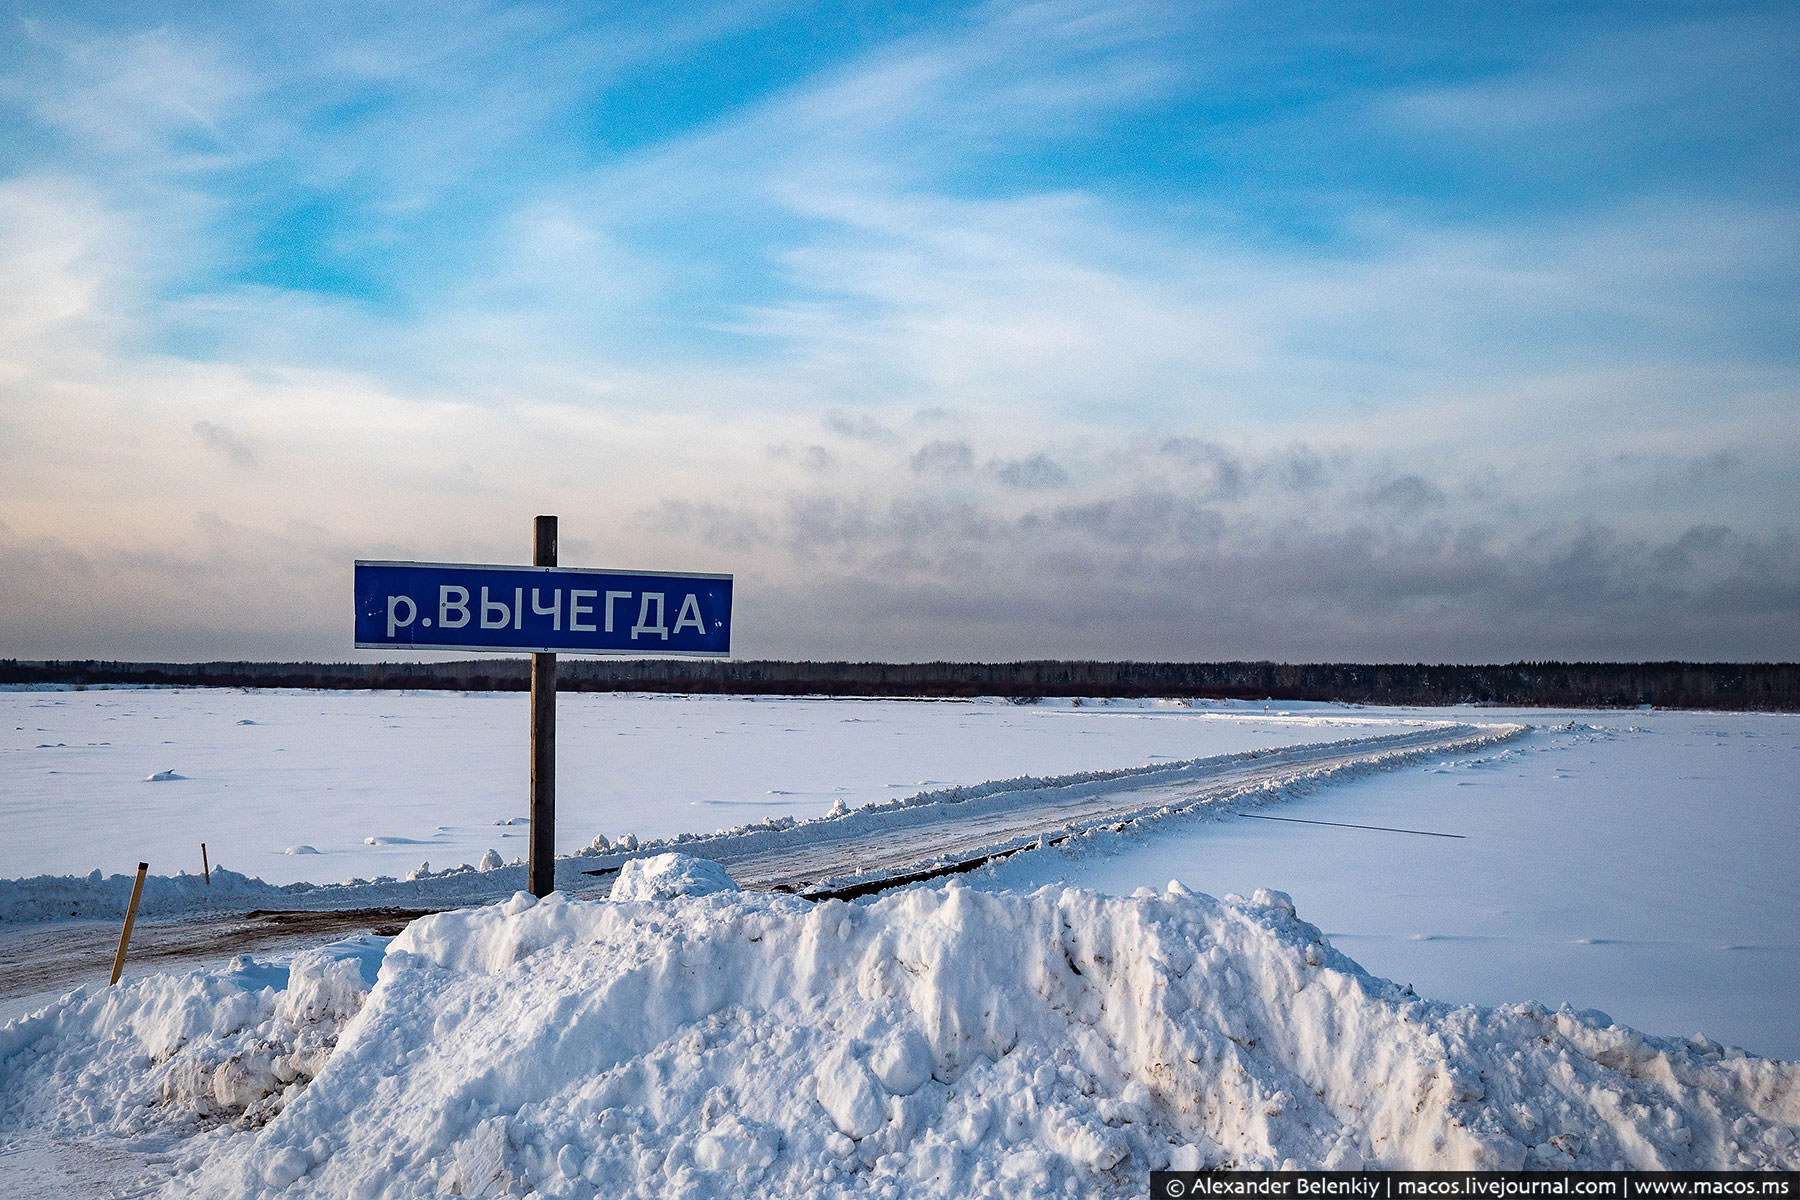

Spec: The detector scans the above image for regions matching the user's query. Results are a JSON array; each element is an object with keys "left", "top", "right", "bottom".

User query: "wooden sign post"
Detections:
[
  {"left": 529, "top": 515, "right": 557, "bottom": 898},
  {"left": 353, "top": 518, "right": 733, "bottom": 900}
]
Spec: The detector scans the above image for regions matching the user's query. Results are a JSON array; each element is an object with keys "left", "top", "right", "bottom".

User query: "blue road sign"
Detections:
[{"left": 354, "top": 560, "right": 732, "bottom": 656}]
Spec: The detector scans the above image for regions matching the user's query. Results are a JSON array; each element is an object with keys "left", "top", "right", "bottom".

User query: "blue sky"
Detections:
[{"left": 1, "top": 0, "right": 1796, "bottom": 661}]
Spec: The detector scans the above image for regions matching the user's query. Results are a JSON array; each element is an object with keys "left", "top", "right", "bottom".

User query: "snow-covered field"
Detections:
[
  {"left": 0, "top": 689, "right": 1372, "bottom": 885},
  {"left": 1, "top": 687, "right": 1796, "bottom": 1192}
]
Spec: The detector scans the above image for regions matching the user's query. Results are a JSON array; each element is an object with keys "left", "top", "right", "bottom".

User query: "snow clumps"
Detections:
[
  {"left": 610, "top": 852, "right": 740, "bottom": 901},
  {"left": 0, "top": 936, "right": 384, "bottom": 1153}
]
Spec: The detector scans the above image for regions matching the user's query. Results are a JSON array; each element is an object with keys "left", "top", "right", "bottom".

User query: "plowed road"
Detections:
[{"left": 0, "top": 721, "right": 1521, "bottom": 1016}]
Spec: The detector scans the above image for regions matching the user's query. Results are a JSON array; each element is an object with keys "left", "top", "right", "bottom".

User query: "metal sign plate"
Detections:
[{"left": 354, "top": 560, "right": 732, "bottom": 656}]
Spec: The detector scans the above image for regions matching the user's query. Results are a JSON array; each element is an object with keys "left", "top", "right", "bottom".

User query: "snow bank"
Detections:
[
  {"left": 105, "top": 869, "right": 1795, "bottom": 1197},
  {"left": 0, "top": 935, "right": 384, "bottom": 1165},
  {"left": 0, "top": 861, "right": 546, "bottom": 925},
  {"left": 0, "top": 865, "right": 308, "bottom": 924}
]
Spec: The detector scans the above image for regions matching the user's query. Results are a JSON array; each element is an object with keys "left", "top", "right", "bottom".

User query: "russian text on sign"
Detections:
[{"left": 353, "top": 561, "right": 732, "bottom": 657}]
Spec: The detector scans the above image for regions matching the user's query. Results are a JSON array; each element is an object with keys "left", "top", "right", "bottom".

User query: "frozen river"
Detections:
[{"left": 2, "top": 687, "right": 1795, "bottom": 1057}]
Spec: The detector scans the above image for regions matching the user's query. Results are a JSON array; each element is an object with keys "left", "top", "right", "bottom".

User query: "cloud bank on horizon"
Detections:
[{"left": 1, "top": 0, "right": 1795, "bottom": 663}]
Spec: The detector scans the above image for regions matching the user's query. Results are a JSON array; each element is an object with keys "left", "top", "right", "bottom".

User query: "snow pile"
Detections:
[
  {"left": 611, "top": 853, "right": 740, "bottom": 901},
  {"left": 132, "top": 867, "right": 1797, "bottom": 1197},
  {"left": 0, "top": 936, "right": 384, "bottom": 1156}
]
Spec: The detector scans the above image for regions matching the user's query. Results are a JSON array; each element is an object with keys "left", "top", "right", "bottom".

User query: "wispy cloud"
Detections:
[
  {"left": 192, "top": 420, "right": 257, "bottom": 468},
  {"left": 1, "top": 0, "right": 1795, "bottom": 660}
]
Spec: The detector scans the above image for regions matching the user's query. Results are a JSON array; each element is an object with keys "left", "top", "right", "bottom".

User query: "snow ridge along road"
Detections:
[
  {"left": 0, "top": 721, "right": 1522, "bottom": 1008},
  {"left": 678, "top": 721, "right": 1523, "bottom": 896}
]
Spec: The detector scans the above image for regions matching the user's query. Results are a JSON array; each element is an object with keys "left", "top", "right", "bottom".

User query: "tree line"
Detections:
[{"left": 3, "top": 658, "right": 1797, "bottom": 710}]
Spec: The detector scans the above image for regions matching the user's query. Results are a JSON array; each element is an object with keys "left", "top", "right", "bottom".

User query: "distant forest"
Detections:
[{"left": 5, "top": 659, "right": 1798, "bottom": 711}]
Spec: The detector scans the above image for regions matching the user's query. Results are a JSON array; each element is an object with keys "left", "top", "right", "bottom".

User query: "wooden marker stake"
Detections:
[
  {"left": 201, "top": 842, "right": 210, "bottom": 885},
  {"left": 528, "top": 515, "right": 558, "bottom": 898},
  {"left": 110, "top": 861, "right": 149, "bottom": 986}
]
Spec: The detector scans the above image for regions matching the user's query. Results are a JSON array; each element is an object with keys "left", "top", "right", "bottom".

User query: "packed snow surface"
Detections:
[{"left": 2, "top": 867, "right": 1795, "bottom": 1197}]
